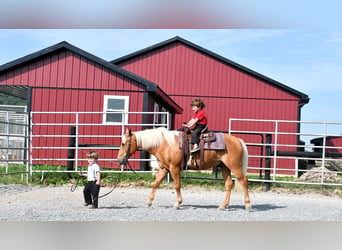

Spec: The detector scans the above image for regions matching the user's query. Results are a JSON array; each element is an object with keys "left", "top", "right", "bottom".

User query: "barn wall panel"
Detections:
[
  {"left": 172, "top": 95, "right": 299, "bottom": 131},
  {"left": 30, "top": 87, "right": 145, "bottom": 167},
  {"left": 0, "top": 50, "right": 144, "bottom": 94},
  {"left": 0, "top": 41, "right": 307, "bottom": 172},
  {"left": 118, "top": 43, "right": 298, "bottom": 102}
]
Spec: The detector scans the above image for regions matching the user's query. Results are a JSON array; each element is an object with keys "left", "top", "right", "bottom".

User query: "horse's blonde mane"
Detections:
[{"left": 134, "top": 127, "right": 178, "bottom": 150}]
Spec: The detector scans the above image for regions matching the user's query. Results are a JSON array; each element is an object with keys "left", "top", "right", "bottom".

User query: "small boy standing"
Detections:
[{"left": 79, "top": 151, "right": 101, "bottom": 209}]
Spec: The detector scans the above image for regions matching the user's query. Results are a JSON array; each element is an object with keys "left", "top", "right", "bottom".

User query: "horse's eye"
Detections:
[{"left": 121, "top": 143, "right": 125, "bottom": 147}]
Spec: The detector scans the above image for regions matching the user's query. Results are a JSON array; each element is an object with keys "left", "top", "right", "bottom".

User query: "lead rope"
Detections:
[
  {"left": 71, "top": 134, "right": 143, "bottom": 196},
  {"left": 70, "top": 173, "right": 81, "bottom": 192},
  {"left": 70, "top": 170, "right": 122, "bottom": 201},
  {"left": 93, "top": 172, "right": 122, "bottom": 201}
]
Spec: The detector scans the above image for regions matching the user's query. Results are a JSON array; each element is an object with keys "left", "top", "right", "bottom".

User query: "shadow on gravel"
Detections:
[
  {"left": 249, "top": 204, "right": 286, "bottom": 211},
  {"left": 97, "top": 206, "right": 139, "bottom": 209},
  {"left": 178, "top": 203, "right": 286, "bottom": 211},
  {"left": 91, "top": 203, "right": 286, "bottom": 211},
  {"left": 181, "top": 204, "right": 218, "bottom": 209},
  {"left": 0, "top": 185, "right": 34, "bottom": 194}
]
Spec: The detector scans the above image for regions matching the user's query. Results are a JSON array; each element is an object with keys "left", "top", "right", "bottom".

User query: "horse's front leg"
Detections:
[
  {"left": 169, "top": 165, "right": 183, "bottom": 209},
  {"left": 146, "top": 167, "right": 168, "bottom": 207}
]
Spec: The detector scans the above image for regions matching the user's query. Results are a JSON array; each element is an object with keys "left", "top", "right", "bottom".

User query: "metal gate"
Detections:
[
  {"left": 29, "top": 111, "right": 170, "bottom": 179},
  {"left": 0, "top": 106, "right": 29, "bottom": 181},
  {"left": 229, "top": 118, "right": 342, "bottom": 187}
]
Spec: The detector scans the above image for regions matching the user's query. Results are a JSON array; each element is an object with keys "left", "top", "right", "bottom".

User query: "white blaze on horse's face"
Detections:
[
  {"left": 121, "top": 135, "right": 127, "bottom": 145},
  {"left": 117, "top": 134, "right": 130, "bottom": 165}
]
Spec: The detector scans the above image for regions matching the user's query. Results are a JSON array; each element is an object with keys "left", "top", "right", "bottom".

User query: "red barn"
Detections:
[
  {"left": 0, "top": 36, "right": 310, "bottom": 174},
  {"left": 311, "top": 136, "right": 342, "bottom": 154},
  {"left": 112, "top": 36, "right": 310, "bottom": 173},
  {"left": 0, "top": 41, "right": 182, "bottom": 169}
]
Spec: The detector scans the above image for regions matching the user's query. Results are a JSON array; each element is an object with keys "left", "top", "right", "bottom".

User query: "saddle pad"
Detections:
[
  {"left": 203, "top": 132, "right": 225, "bottom": 150},
  {"left": 178, "top": 132, "right": 225, "bottom": 150}
]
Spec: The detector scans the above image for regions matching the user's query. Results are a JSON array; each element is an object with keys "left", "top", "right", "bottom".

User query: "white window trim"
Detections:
[{"left": 103, "top": 95, "right": 129, "bottom": 125}]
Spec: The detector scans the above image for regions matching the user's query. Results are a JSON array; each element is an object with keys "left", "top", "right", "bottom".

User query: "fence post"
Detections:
[
  {"left": 265, "top": 133, "right": 272, "bottom": 191},
  {"left": 67, "top": 126, "right": 76, "bottom": 178}
]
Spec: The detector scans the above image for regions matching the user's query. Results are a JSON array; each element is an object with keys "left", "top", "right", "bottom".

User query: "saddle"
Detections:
[{"left": 178, "top": 127, "right": 225, "bottom": 170}]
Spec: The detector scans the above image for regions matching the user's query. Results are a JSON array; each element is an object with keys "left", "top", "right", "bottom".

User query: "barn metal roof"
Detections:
[
  {"left": 0, "top": 41, "right": 183, "bottom": 114},
  {"left": 112, "top": 36, "right": 310, "bottom": 105},
  {"left": 0, "top": 84, "right": 28, "bottom": 100}
]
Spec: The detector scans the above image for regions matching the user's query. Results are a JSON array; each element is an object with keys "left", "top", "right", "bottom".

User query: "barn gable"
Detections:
[
  {"left": 112, "top": 36, "right": 309, "bottom": 105},
  {"left": 0, "top": 41, "right": 184, "bottom": 170},
  {"left": 0, "top": 37, "right": 313, "bottom": 174},
  {"left": 111, "top": 36, "right": 310, "bottom": 133},
  {"left": 0, "top": 41, "right": 182, "bottom": 115}
]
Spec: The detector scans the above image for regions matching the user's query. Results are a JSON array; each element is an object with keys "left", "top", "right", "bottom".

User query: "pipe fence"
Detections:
[
  {"left": 1, "top": 110, "right": 341, "bottom": 188},
  {"left": 229, "top": 118, "right": 342, "bottom": 188},
  {"left": 29, "top": 111, "right": 170, "bottom": 178}
]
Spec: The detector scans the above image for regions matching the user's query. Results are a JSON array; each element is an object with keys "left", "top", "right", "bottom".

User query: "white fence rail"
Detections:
[
  {"left": 1, "top": 110, "right": 341, "bottom": 188},
  {"left": 229, "top": 118, "right": 342, "bottom": 188},
  {"left": 29, "top": 111, "right": 170, "bottom": 176},
  {"left": 0, "top": 109, "right": 29, "bottom": 180}
]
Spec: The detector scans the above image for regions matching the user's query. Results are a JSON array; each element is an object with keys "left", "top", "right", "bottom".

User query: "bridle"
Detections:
[
  {"left": 119, "top": 132, "right": 145, "bottom": 179},
  {"left": 119, "top": 132, "right": 132, "bottom": 166}
]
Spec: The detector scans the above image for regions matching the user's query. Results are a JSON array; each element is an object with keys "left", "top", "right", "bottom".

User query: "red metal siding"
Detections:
[
  {"left": 116, "top": 42, "right": 303, "bottom": 174},
  {"left": 326, "top": 138, "right": 342, "bottom": 154},
  {"left": 0, "top": 49, "right": 150, "bottom": 168},
  {"left": 118, "top": 43, "right": 297, "bottom": 99},
  {"left": 117, "top": 43, "right": 300, "bottom": 130},
  {"left": 1, "top": 50, "right": 143, "bottom": 93},
  {"left": 29, "top": 87, "right": 145, "bottom": 167}
]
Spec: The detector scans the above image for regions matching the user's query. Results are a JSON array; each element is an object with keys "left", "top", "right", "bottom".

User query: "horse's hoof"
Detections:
[
  {"left": 245, "top": 206, "right": 252, "bottom": 212},
  {"left": 218, "top": 203, "right": 227, "bottom": 210},
  {"left": 174, "top": 203, "right": 181, "bottom": 209},
  {"left": 146, "top": 202, "right": 152, "bottom": 207}
]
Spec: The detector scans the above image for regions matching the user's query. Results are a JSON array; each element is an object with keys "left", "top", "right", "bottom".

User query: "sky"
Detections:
[
  {"left": 1, "top": 29, "right": 342, "bottom": 137},
  {"left": 0, "top": 1, "right": 342, "bottom": 141}
]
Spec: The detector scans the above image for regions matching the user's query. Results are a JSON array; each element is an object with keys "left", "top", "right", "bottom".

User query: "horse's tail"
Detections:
[
  {"left": 234, "top": 138, "right": 249, "bottom": 193},
  {"left": 239, "top": 138, "right": 248, "bottom": 175}
]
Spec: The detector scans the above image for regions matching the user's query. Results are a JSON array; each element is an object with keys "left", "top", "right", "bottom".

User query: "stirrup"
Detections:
[{"left": 190, "top": 147, "right": 200, "bottom": 154}]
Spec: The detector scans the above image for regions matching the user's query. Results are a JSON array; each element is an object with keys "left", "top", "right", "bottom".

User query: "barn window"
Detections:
[
  {"left": 103, "top": 95, "right": 129, "bottom": 124},
  {"left": 153, "top": 103, "right": 167, "bottom": 127}
]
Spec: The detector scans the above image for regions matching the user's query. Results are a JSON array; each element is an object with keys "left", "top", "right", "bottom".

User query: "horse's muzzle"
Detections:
[{"left": 117, "top": 157, "right": 128, "bottom": 166}]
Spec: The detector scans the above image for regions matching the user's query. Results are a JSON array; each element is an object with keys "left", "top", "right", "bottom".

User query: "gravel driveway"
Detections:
[{"left": 0, "top": 184, "right": 341, "bottom": 221}]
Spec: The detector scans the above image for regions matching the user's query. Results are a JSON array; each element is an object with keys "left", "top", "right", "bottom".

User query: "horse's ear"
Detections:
[{"left": 125, "top": 128, "right": 132, "bottom": 135}]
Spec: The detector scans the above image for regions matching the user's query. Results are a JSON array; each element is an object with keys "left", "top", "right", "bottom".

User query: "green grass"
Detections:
[
  {"left": 0, "top": 164, "right": 28, "bottom": 184},
  {"left": 1, "top": 164, "right": 341, "bottom": 198}
]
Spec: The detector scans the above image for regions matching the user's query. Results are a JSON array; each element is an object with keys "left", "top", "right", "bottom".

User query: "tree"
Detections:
[{"left": 0, "top": 93, "right": 26, "bottom": 106}]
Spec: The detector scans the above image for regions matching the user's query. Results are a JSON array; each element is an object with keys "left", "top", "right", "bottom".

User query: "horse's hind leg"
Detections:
[
  {"left": 235, "top": 173, "right": 252, "bottom": 212},
  {"left": 219, "top": 166, "right": 233, "bottom": 210},
  {"left": 146, "top": 167, "right": 168, "bottom": 207}
]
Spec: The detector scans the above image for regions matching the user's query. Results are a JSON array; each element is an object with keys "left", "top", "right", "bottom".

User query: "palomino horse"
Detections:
[{"left": 117, "top": 127, "right": 251, "bottom": 211}]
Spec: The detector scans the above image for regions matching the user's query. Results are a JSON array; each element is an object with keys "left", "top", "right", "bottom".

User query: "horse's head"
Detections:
[{"left": 117, "top": 128, "right": 137, "bottom": 165}]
